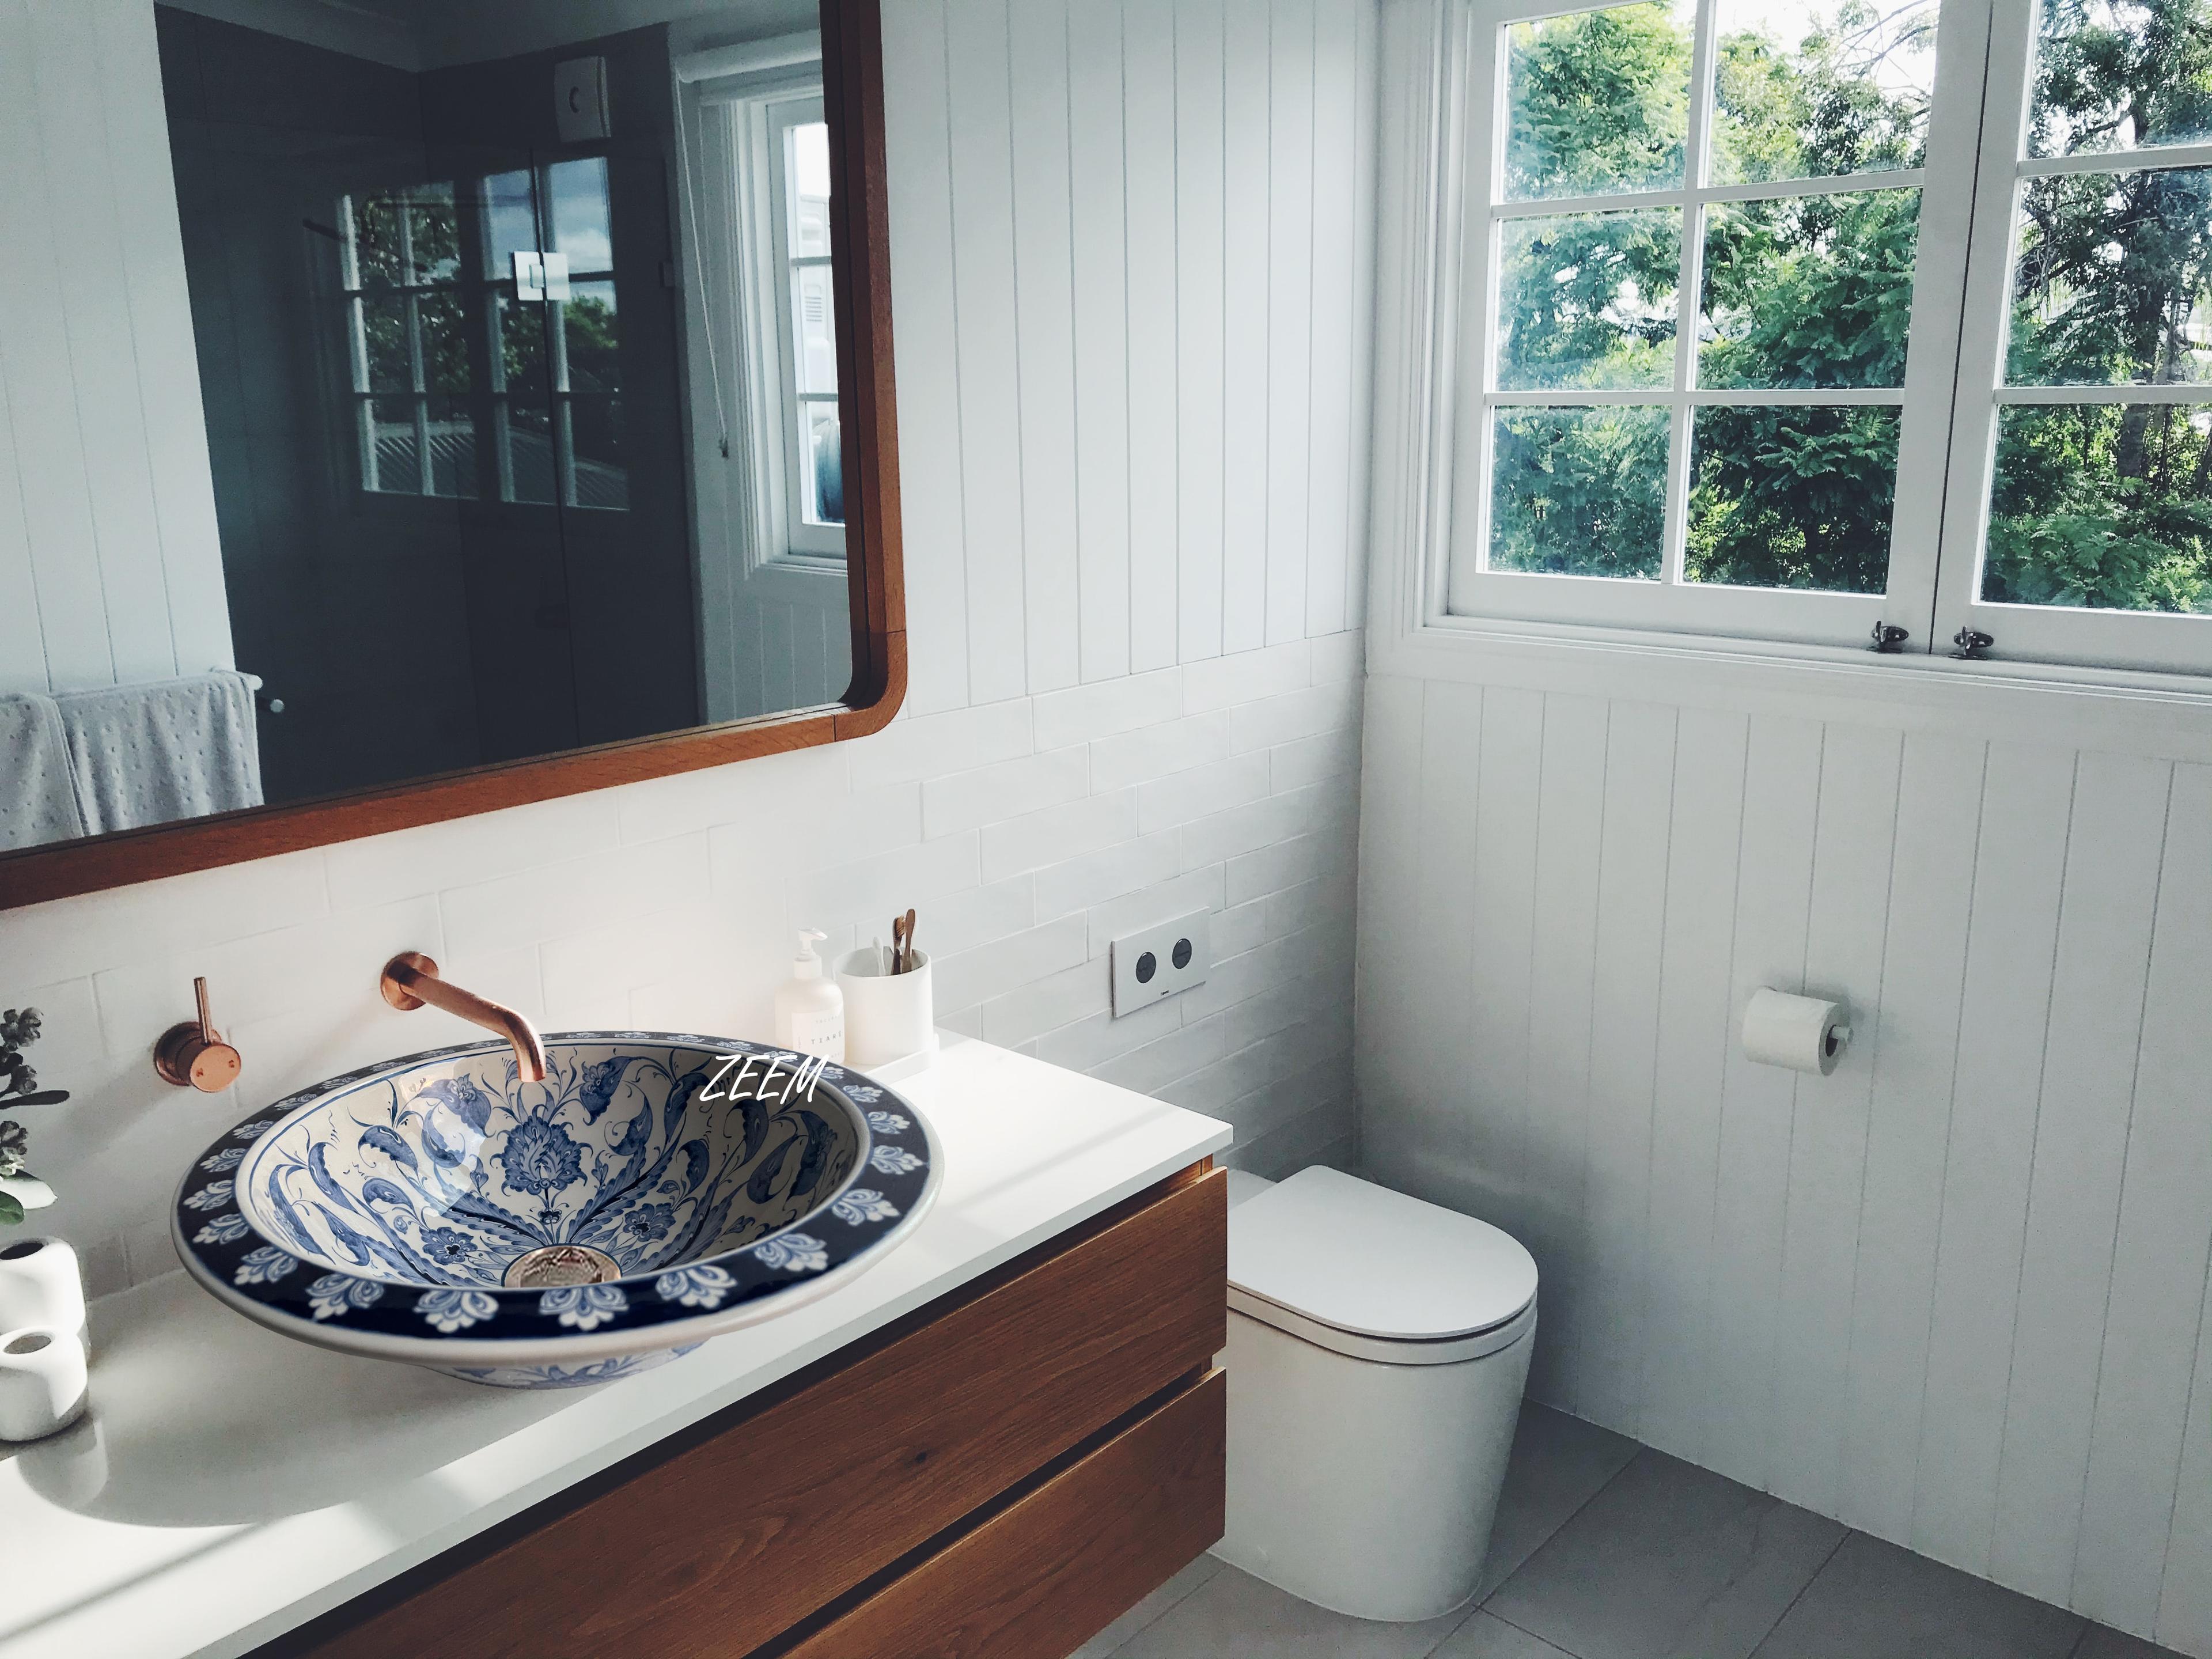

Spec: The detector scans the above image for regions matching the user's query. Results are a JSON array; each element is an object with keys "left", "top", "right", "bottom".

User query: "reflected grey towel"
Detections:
[
  {"left": 55, "top": 672, "right": 264, "bottom": 835},
  {"left": 0, "top": 692, "right": 89, "bottom": 850}
]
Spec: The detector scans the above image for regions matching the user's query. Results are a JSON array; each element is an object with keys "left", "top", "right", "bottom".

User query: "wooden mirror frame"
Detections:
[{"left": 0, "top": 0, "right": 902, "bottom": 914}]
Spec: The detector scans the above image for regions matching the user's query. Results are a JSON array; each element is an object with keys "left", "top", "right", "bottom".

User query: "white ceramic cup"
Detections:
[
  {"left": 0, "top": 1236, "right": 85, "bottom": 1341},
  {"left": 835, "top": 948, "right": 935, "bottom": 1071},
  {"left": 0, "top": 1324, "right": 89, "bottom": 1442}
]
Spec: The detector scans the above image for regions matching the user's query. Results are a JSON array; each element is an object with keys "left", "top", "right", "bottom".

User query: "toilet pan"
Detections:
[{"left": 1215, "top": 1166, "right": 1538, "bottom": 1623}]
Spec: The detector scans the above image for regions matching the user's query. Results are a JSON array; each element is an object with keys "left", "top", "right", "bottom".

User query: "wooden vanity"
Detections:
[{"left": 252, "top": 1161, "right": 1226, "bottom": 1659}]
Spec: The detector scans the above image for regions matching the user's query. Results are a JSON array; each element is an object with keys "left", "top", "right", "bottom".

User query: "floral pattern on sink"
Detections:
[{"left": 171, "top": 1033, "right": 936, "bottom": 1388}]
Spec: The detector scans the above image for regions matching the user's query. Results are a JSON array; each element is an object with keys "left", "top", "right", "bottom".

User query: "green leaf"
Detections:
[{"left": 0, "top": 1191, "right": 24, "bottom": 1227}]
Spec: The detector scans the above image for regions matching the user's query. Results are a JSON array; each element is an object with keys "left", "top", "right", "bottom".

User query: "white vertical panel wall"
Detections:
[
  {"left": 1357, "top": 673, "right": 2212, "bottom": 1654},
  {"left": 0, "top": 0, "right": 1381, "bottom": 1366},
  {"left": 0, "top": 0, "right": 234, "bottom": 696}
]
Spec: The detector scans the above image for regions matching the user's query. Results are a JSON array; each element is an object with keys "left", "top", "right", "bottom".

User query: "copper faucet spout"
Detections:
[{"left": 378, "top": 952, "right": 548, "bottom": 1082}]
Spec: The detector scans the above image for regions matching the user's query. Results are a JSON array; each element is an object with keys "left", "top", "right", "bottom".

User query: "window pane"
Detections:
[
  {"left": 483, "top": 170, "right": 537, "bottom": 279},
  {"left": 1710, "top": 0, "right": 1937, "bottom": 185},
  {"left": 2008, "top": 166, "right": 2212, "bottom": 385},
  {"left": 1699, "top": 188, "right": 1920, "bottom": 389},
  {"left": 791, "top": 262, "right": 839, "bottom": 395},
  {"left": 1497, "top": 209, "right": 1680, "bottom": 390},
  {"left": 503, "top": 401, "right": 557, "bottom": 504},
  {"left": 1687, "top": 404, "right": 1897, "bottom": 591},
  {"left": 547, "top": 158, "right": 613, "bottom": 274},
  {"left": 418, "top": 289, "right": 470, "bottom": 395},
  {"left": 1488, "top": 406, "right": 1670, "bottom": 578},
  {"left": 562, "top": 281, "right": 620, "bottom": 393},
  {"left": 805, "top": 401, "right": 844, "bottom": 527},
  {"left": 408, "top": 185, "right": 461, "bottom": 283},
  {"left": 566, "top": 397, "right": 628, "bottom": 511},
  {"left": 786, "top": 121, "right": 834, "bottom": 258},
  {"left": 369, "top": 399, "right": 421, "bottom": 493},
  {"left": 2029, "top": 0, "right": 2212, "bottom": 159},
  {"left": 359, "top": 296, "right": 412, "bottom": 391},
  {"left": 1503, "top": 2, "right": 1694, "bottom": 202},
  {"left": 425, "top": 397, "right": 476, "bottom": 500},
  {"left": 1984, "top": 402, "right": 2212, "bottom": 612},
  {"left": 498, "top": 293, "right": 547, "bottom": 396},
  {"left": 352, "top": 194, "right": 405, "bottom": 289}
]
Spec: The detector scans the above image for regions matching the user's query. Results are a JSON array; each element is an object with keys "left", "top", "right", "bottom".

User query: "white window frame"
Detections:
[
  {"left": 1934, "top": 1, "right": 2212, "bottom": 675},
  {"left": 681, "top": 63, "right": 846, "bottom": 571},
  {"left": 1410, "top": 0, "right": 2212, "bottom": 681}
]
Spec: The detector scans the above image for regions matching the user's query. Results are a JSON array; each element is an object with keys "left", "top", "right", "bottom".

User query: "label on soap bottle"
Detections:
[{"left": 785, "top": 1007, "right": 844, "bottom": 1061}]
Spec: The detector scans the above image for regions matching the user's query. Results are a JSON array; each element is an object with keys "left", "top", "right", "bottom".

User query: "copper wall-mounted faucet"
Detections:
[{"left": 379, "top": 953, "right": 548, "bottom": 1082}]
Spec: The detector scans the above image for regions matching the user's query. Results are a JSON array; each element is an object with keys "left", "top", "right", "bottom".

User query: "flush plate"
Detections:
[{"left": 1110, "top": 910, "right": 1210, "bottom": 1018}]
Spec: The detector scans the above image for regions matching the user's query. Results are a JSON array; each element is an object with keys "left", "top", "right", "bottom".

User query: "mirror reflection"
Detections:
[{"left": 1, "top": 0, "right": 853, "bottom": 853}]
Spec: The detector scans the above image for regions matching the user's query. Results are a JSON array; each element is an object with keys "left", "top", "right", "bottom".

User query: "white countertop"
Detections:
[{"left": 0, "top": 1035, "right": 1231, "bottom": 1659}]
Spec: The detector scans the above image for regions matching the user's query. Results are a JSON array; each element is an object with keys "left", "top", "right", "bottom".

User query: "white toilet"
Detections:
[{"left": 1215, "top": 1166, "right": 1538, "bottom": 1623}]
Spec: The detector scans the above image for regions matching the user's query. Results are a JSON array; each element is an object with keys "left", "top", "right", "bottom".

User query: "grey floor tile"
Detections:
[
  {"left": 1065, "top": 1554, "right": 1224, "bottom": 1658},
  {"left": 2072, "top": 1624, "right": 2192, "bottom": 1659},
  {"left": 1479, "top": 1402, "right": 1642, "bottom": 1597},
  {"left": 1749, "top": 1533, "right": 2083, "bottom": 1659},
  {"left": 1433, "top": 1609, "right": 1580, "bottom": 1658},
  {"left": 1115, "top": 1563, "right": 1465, "bottom": 1659},
  {"left": 1484, "top": 1449, "right": 1846, "bottom": 1659}
]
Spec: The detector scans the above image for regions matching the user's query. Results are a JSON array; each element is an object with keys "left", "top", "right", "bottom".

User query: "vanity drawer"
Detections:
[
  {"left": 773, "top": 1368, "right": 1226, "bottom": 1659},
  {"left": 281, "top": 1162, "right": 1226, "bottom": 1659}
]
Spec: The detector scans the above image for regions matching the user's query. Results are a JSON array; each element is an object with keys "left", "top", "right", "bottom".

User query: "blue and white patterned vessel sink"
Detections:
[{"left": 172, "top": 1033, "right": 939, "bottom": 1389}]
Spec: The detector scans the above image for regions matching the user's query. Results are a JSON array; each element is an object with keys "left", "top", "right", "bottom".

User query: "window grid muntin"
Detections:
[
  {"left": 340, "top": 190, "right": 467, "bottom": 501},
  {"left": 1475, "top": 0, "right": 1921, "bottom": 595}
]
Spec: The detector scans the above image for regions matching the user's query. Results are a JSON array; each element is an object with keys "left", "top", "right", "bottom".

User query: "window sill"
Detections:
[{"left": 1376, "top": 609, "right": 2212, "bottom": 764}]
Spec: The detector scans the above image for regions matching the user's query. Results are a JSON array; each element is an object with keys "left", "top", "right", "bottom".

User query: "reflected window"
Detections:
[
  {"left": 340, "top": 184, "right": 475, "bottom": 499},
  {"left": 339, "top": 161, "right": 628, "bottom": 512},
  {"left": 771, "top": 109, "right": 843, "bottom": 540}
]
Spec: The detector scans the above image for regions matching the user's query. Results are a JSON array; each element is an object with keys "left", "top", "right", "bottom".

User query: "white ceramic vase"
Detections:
[
  {"left": 0, "top": 1235, "right": 85, "bottom": 1340},
  {"left": 0, "top": 1324, "right": 88, "bottom": 1441}
]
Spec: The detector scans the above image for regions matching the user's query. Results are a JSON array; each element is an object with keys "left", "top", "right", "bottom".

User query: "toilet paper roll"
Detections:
[
  {"left": 0, "top": 1324, "right": 89, "bottom": 1442},
  {"left": 1742, "top": 988, "right": 1851, "bottom": 1076},
  {"left": 0, "top": 1236, "right": 85, "bottom": 1340}
]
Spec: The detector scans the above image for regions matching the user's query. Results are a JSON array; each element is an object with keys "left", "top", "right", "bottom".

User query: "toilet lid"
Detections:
[{"left": 1228, "top": 1167, "right": 1537, "bottom": 1343}]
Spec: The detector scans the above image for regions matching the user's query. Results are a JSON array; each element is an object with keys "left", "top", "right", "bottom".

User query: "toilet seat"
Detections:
[{"left": 1227, "top": 1168, "right": 1538, "bottom": 1366}]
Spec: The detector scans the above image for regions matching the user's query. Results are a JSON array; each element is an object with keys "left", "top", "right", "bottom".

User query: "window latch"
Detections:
[
  {"left": 1868, "top": 623, "right": 1910, "bottom": 654},
  {"left": 1950, "top": 627, "right": 1995, "bottom": 660}
]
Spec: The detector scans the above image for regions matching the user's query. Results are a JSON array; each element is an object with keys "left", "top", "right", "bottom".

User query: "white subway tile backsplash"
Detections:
[
  {"left": 1032, "top": 829, "right": 1183, "bottom": 922},
  {"left": 1311, "top": 628, "right": 1363, "bottom": 684},
  {"left": 1084, "top": 867, "right": 1228, "bottom": 959},
  {"left": 1032, "top": 993, "right": 1183, "bottom": 1072},
  {"left": 1270, "top": 725, "right": 1362, "bottom": 792},
  {"left": 1229, "top": 677, "right": 1364, "bottom": 755},
  {"left": 440, "top": 834, "right": 712, "bottom": 959},
  {"left": 1135, "top": 751, "right": 1271, "bottom": 834},
  {"left": 978, "top": 955, "right": 1112, "bottom": 1048},
  {"left": 1227, "top": 821, "right": 1356, "bottom": 907},
  {"left": 328, "top": 793, "right": 621, "bottom": 908},
  {"left": 930, "top": 915, "right": 1090, "bottom": 1014},
  {"left": 1094, "top": 1009, "right": 1232, "bottom": 1096},
  {"left": 911, "top": 874, "right": 1035, "bottom": 960},
  {"left": 978, "top": 787, "right": 1138, "bottom": 881},
  {"left": 1089, "top": 709, "right": 1232, "bottom": 793},
  {"left": 921, "top": 744, "right": 1089, "bottom": 837},
  {"left": 785, "top": 831, "right": 982, "bottom": 932},
  {"left": 1183, "top": 639, "right": 1310, "bottom": 712},
  {"left": 1031, "top": 668, "right": 1181, "bottom": 749},
  {"left": 846, "top": 697, "right": 1035, "bottom": 790},
  {"left": 91, "top": 895, "right": 443, "bottom": 1057}
]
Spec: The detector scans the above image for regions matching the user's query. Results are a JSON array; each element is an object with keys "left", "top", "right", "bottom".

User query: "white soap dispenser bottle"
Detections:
[{"left": 774, "top": 930, "right": 845, "bottom": 1060}]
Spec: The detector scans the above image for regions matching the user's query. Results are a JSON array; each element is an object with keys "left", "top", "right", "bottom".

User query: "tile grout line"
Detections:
[{"left": 1740, "top": 1525, "right": 1853, "bottom": 1659}]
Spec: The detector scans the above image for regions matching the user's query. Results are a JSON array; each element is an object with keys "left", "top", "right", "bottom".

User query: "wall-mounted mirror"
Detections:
[{"left": 0, "top": 0, "right": 900, "bottom": 909}]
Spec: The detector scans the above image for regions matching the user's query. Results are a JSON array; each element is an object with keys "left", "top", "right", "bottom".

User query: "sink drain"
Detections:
[{"left": 503, "top": 1244, "right": 622, "bottom": 1288}]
